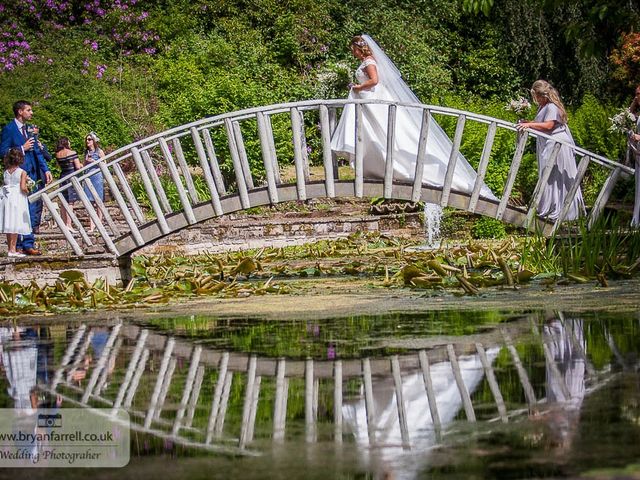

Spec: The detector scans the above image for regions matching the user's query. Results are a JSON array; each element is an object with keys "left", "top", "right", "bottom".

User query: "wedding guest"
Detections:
[
  {"left": 55, "top": 137, "right": 82, "bottom": 230},
  {"left": 0, "top": 148, "right": 31, "bottom": 257},
  {"left": 629, "top": 85, "right": 640, "bottom": 227},
  {"left": 0, "top": 100, "right": 52, "bottom": 255},
  {"left": 83, "top": 131, "right": 105, "bottom": 232},
  {"left": 517, "top": 80, "right": 585, "bottom": 221}
]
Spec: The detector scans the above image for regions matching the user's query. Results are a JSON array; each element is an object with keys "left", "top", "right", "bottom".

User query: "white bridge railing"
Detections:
[{"left": 30, "top": 99, "right": 634, "bottom": 258}]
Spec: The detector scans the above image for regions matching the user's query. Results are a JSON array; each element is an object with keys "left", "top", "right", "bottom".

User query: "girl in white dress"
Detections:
[
  {"left": 330, "top": 35, "right": 495, "bottom": 200},
  {"left": 517, "top": 80, "right": 585, "bottom": 221},
  {"left": 0, "top": 148, "right": 31, "bottom": 257}
]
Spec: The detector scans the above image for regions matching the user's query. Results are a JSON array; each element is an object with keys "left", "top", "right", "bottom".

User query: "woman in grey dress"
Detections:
[{"left": 517, "top": 80, "right": 585, "bottom": 221}]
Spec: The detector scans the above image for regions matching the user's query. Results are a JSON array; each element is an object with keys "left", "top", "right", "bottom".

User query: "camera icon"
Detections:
[{"left": 37, "top": 413, "right": 62, "bottom": 428}]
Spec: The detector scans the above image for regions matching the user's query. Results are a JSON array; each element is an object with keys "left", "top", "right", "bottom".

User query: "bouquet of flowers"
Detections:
[
  {"left": 505, "top": 97, "right": 532, "bottom": 116},
  {"left": 25, "top": 177, "right": 37, "bottom": 193},
  {"left": 609, "top": 108, "right": 637, "bottom": 136}
]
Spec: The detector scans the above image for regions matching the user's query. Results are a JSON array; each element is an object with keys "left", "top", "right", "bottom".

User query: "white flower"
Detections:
[
  {"left": 505, "top": 97, "right": 532, "bottom": 116},
  {"left": 609, "top": 108, "right": 637, "bottom": 135}
]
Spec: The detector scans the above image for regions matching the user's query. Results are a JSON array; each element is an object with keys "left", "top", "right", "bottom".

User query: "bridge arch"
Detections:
[{"left": 31, "top": 99, "right": 634, "bottom": 258}]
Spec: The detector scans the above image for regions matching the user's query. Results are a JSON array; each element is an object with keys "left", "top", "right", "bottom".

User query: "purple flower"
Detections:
[
  {"left": 90, "top": 41, "right": 99, "bottom": 50},
  {"left": 327, "top": 344, "right": 336, "bottom": 360},
  {"left": 47, "top": 58, "right": 54, "bottom": 65}
]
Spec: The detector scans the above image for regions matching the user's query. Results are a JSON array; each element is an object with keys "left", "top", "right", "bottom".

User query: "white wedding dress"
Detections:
[{"left": 330, "top": 36, "right": 495, "bottom": 200}]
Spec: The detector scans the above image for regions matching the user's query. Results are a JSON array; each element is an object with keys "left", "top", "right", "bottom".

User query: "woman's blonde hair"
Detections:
[
  {"left": 531, "top": 80, "right": 567, "bottom": 124},
  {"left": 350, "top": 36, "right": 372, "bottom": 57}
]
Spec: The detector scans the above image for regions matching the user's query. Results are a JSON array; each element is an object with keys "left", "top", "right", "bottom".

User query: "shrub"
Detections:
[{"left": 471, "top": 216, "right": 507, "bottom": 239}]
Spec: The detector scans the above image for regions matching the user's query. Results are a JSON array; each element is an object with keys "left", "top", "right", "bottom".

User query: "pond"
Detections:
[{"left": 0, "top": 308, "right": 639, "bottom": 479}]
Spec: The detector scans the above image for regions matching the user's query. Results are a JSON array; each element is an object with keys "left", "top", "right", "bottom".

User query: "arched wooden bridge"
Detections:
[{"left": 30, "top": 99, "right": 635, "bottom": 258}]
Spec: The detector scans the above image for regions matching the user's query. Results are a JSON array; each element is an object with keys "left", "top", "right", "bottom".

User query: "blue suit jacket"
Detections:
[{"left": 0, "top": 120, "right": 50, "bottom": 182}]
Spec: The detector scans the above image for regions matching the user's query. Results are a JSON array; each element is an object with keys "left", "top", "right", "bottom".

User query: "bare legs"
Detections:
[{"left": 88, "top": 203, "right": 103, "bottom": 232}]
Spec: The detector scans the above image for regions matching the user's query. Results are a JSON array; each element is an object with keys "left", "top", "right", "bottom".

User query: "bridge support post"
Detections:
[{"left": 118, "top": 254, "right": 133, "bottom": 285}]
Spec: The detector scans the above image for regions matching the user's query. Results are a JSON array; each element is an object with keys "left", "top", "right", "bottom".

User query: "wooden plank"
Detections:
[
  {"left": 263, "top": 115, "right": 281, "bottom": 184},
  {"left": 172, "top": 137, "right": 200, "bottom": 204},
  {"left": 412, "top": 108, "right": 431, "bottom": 203},
  {"left": 502, "top": 330, "right": 537, "bottom": 409},
  {"left": 333, "top": 360, "right": 343, "bottom": 444},
  {"left": 206, "top": 352, "right": 230, "bottom": 444},
  {"left": 588, "top": 166, "right": 622, "bottom": 229},
  {"left": 98, "top": 162, "right": 144, "bottom": 246},
  {"left": 202, "top": 128, "right": 227, "bottom": 195},
  {"left": 191, "top": 127, "right": 223, "bottom": 216},
  {"left": 66, "top": 331, "right": 93, "bottom": 383},
  {"left": 224, "top": 118, "right": 251, "bottom": 208},
  {"left": 232, "top": 121, "right": 255, "bottom": 190},
  {"left": 273, "top": 358, "right": 287, "bottom": 441},
  {"left": 131, "top": 147, "right": 171, "bottom": 235},
  {"left": 113, "top": 162, "right": 145, "bottom": 224},
  {"left": 305, "top": 358, "right": 316, "bottom": 443},
  {"left": 256, "top": 111, "right": 279, "bottom": 203},
  {"left": 551, "top": 155, "right": 590, "bottom": 235},
  {"left": 56, "top": 193, "right": 93, "bottom": 247},
  {"left": 362, "top": 357, "right": 375, "bottom": 444},
  {"left": 42, "top": 195, "right": 83, "bottom": 256},
  {"left": 384, "top": 104, "right": 397, "bottom": 198},
  {"left": 354, "top": 104, "right": 364, "bottom": 197},
  {"left": 319, "top": 105, "right": 336, "bottom": 198},
  {"left": 141, "top": 149, "right": 172, "bottom": 214},
  {"left": 144, "top": 337, "right": 175, "bottom": 428},
  {"left": 71, "top": 177, "right": 118, "bottom": 255},
  {"left": 526, "top": 142, "right": 562, "bottom": 227},
  {"left": 246, "top": 376, "right": 261, "bottom": 444},
  {"left": 291, "top": 107, "right": 307, "bottom": 201},
  {"left": 239, "top": 355, "right": 258, "bottom": 448},
  {"left": 475, "top": 343, "right": 508, "bottom": 423},
  {"left": 154, "top": 356, "right": 177, "bottom": 421},
  {"left": 158, "top": 137, "right": 197, "bottom": 224},
  {"left": 51, "top": 325, "right": 86, "bottom": 390},
  {"left": 185, "top": 365, "right": 206, "bottom": 429},
  {"left": 447, "top": 344, "right": 476, "bottom": 422},
  {"left": 124, "top": 348, "right": 149, "bottom": 409},
  {"left": 469, "top": 122, "right": 497, "bottom": 212},
  {"left": 440, "top": 115, "right": 466, "bottom": 207},
  {"left": 83, "top": 176, "right": 120, "bottom": 237},
  {"left": 214, "top": 372, "right": 233, "bottom": 437},
  {"left": 496, "top": 131, "right": 529, "bottom": 220},
  {"left": 391, "top": 355, "right": 410, "bottom": 446},
  {"left": 81, "top": 323, "right": 122, "bottom": 403},
  {"left": 98, "top": 333, "right": 119, "bottom": 393},
  {"left": 419, "top": 350, "right": 441, "bottom": 429},
  {"left": 172, "top": 346, "right": 203, "bottom": 436}
]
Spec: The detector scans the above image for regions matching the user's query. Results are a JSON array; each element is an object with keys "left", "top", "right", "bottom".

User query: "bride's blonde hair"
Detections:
[
  {"left": 351, "top": 36, "right": 372, "bottom": 57},
  {"left": 531, "top": 80, "right": 567, "bottom": 124}
]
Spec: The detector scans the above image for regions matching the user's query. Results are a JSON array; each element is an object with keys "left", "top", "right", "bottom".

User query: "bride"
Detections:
[{"left": 331, "top": 35, "right": 495, "bottom": 200}]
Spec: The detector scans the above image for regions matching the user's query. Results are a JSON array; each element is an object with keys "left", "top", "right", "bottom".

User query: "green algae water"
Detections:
[{"left": 0, "top": 309, "right": 639, "bottom": 479}]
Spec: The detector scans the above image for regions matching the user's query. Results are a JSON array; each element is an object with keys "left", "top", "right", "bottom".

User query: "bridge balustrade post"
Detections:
[
  {"left": 440, "top": 115, "right": 466, "bottom": 207},
  {"left": 525, "top": 142, "right": 562, "bottom": 228},
  {"left": 551, "top": 154, "right": 591, "bottom": 235},
  {"left": 140, "top": 149, "right": 172, "bottom": 214},
  {"left": 130, "top": 147, "right": 171, "bottom": 235},
  {"left": 172, "top": 137, "right": 200, "bottom": 204},
  {"left": 354, "top": 104, "right": 364, "bottom": 197},
  {"left": 318, "top": 105, "right": 336, "bottom": 197},
  {"left": 412, "top": 108, "right": 431, "bottom": 203},
  {"left": 158, "top": 137, "right": 197, "bottom": 223},
  {"left": 496, "top": 131, "right": 529, "bottom": 221},
  {"left": 384, "top": 104, "right": 398, "bottom": 199},
  {"left": 291, "top": 107, "right": 308, "bottom": 200},
  {"left": 588, "top": 166, "right": 622, "bottom": 230},
  {"left": 202, "top": 128, "right": 228, "bottom": 195},
  {"left": 468, "top": 121, "right": 497, "bottom": 213},
  {"left": 224, "top": 118, "right": 251, "bottom": 208},
  {"left": 256, "top": 111, "right": 280, "bottom": 203},
  {"left": 191, "top": 127, "right": 223, "bottom": 216}
]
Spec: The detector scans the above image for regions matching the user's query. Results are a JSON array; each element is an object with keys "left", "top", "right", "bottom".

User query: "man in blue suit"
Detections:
[{"left": 0, "top": 100, "right": 52, "bottom": 255}]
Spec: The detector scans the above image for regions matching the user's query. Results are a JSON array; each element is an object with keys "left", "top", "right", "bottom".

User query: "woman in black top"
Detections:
[{"left": 55, "top": 137, "right": 82, "bottom": 230}]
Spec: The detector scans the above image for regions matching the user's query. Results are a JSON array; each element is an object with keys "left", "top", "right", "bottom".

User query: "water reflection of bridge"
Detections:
[{"left": 5, "top": 314, "right": 632, "bottom": 457}]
